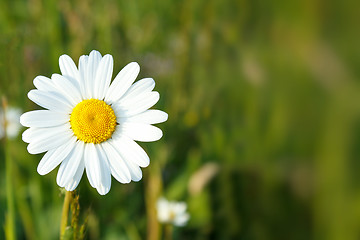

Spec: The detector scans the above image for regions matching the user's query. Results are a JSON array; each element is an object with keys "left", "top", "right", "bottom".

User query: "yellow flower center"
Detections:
[
  {"left": 169, "top": 210, "right": 176, "bottom": 221},
  {"left": 70, "top": 99, "right": 117, "bottom": 144}
]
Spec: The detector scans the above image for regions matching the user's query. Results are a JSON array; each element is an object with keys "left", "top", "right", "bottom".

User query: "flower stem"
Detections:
[
  {"left": 164, "top": 224, "right": 173, "bottom": 240},
  {"left": 60, "top": 190, "right": 72, "bottom": 239},
  {"left": 3, "top": 97, "right": 16, "bottom": 240},
  {"left": 145, "top": 160, "right": 162, "bottom": 240},
  {"left": 5, "top": 136, "right": 16, "bottom": 240}
]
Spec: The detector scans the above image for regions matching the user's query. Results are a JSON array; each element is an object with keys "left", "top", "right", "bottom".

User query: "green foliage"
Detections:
[{"left": 0, "top": 0, "right": 359, "bottom": 239}]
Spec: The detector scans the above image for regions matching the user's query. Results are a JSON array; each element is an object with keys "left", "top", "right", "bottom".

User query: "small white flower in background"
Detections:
[
  {"left": 0, "top": 107, "right": 22, "bottom": 139},
  {"left": 20, "top": 50, "right": 168, "bottom": 195},
  {"left": 157, "top": 197, "right": 190, "bottom": 227}
]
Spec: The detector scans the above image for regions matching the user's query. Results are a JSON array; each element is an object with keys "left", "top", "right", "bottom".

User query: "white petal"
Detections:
[
  {"left": 37, "top": 137, "right": 77, "bottom": 175},
  {"left": 87, "top": 50, "right": 102, "bottom": 98},
  {"left": 22, "top": 127, "right": 38, "bottom": 143},
  {"left": 59, "top": 54, "right": 80, "bottom": 83},
  {"left": 124, "top": 156, "right": 142, "bottom": 182},
  {"left": 33, "top": 76, "right": 76, "bottom": 105},
  {"left": 84, "top": 143, "right": 101, "bottom": 188},
  {"left": 33, "top": 76, "right": 58, "bottom": 92},
  {"left": 37, "top": 148, "right": 57, "bottom": 174},
  {"left": 117, "top": 123, "right": 163, "bottom": 142},
  {"left": 20, "top": 110, "right": 69, "bottom": 128},
  {"left": 109, "top": 139, "right": 142, "bottom": 181},
  {"left": 57, "top": 141, "right": 84, "bottom": 187},
  {"left": 27, "top": 125, "right": 73, "bottom": 154},
  {"left": 157, "top": 198, "right": 169, "bottom": 211},
  {"left": 64, "top": 160, "right": 85, "bottom": 191},
  {"left": 78, "top": 55, "right": 89, "bottom": 99},
  {"left": 51, "top": 74, "right": 82, "bottom": 105},
  {"left": 95, "top": 144, "right": 111, "bottom": 195},
  {"left": 23, "top": 125, "right": 64, "bottom": 144},
  {"left": 24, "top": 124, "right": 69, "bottom": 143},
  {"left": 113, "top": 91, "right": 160, "bottom": 117},
  {"left": 101, "top": 141, "right": 131, "bottom": 183},
  {"left": 120, "top": 91, "right": 159, "bottom": 108},
  {"left": 94, "top": 54, "right": 113, "bottom": 100},
  {"left": 157, "top": 198, "right": 171, "bottom": 222},
  {"left": 6, "top": 123, "right": 21, "bottom": 139},
  {"left": 111, "top": 136, "right": 150, "bottom": 167},
  {"left": 173, "top": 202, "right": 187, "bottom": 213},
  {"left": 118, "top": 110, "right": 168, "bottom": 125},
  {"left": 105, "top": 62, "right": 140, "bottom": 103},
  {"left": 28, "top": 90, "right": 73, "bottom": 113},
  {"left": 120, "top": 78, "right": 155, "bottom": 101},
  {"left": 173, "top": 213, "right": 190, "bottom": 226}
]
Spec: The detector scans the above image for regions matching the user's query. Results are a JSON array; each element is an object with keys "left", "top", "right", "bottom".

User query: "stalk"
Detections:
[
  {"left": 3, "top": 97, "right": 16, "bottom": 240},
  {"left": 164, "top": 224, "right": 173, "bottom": 240},
  {"left": 60, "top": 190, "right": 72, "bottom": 239}
]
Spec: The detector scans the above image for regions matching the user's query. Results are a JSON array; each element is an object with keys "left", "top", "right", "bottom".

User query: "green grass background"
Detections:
[{"left": 0, "top": 0, "right": 360, "bottom": 239}]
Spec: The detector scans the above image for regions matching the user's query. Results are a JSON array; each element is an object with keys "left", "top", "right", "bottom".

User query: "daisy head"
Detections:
[
  {"left": 157, "top": 197, "right": 190, "bottom": 227},
  {"left": 0, "top": 106, "right": 22, "bottom": 139},
  {"left": 20, "top": 50, "right": 168, "bottom": 195}
]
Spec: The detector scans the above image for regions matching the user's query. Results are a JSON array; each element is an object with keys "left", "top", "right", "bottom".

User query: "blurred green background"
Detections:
[{"left": 1, "top": 0, "right": 360, "bottom": 239}]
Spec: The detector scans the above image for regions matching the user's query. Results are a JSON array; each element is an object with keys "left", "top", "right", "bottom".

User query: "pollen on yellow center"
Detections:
[{"left": 70, "top": 99, "right": 117, "bottom": 144}]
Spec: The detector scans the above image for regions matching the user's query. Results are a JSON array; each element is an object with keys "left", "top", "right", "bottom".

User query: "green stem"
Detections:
[
  {"left": 3, "top": 98, "right": 16, "bottom": 240},
  {"left": 60, "top": 191, "right": 72, "bottom": 239},
  {"left": 145, "top": 160, "right": 162, "bottom": 240},
  {"left": 5, "top": 135, "right": 16, "bottom": 240},
  {"left": 164, "top": 224, "right": 173, "bottom": 240}
]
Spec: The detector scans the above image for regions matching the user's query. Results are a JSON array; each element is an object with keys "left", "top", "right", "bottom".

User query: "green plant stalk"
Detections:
[
  {"left": 60, "top": 190, "right": 72, "bottom": 239},
  {"left": 164, "top": 224, "right": 173, "bottom": 240},
  {"left": 71, "top": 192, "right": 80, "bottom": 240},
  {"left": 5, "top": 134, "right": 16, "bottom": 240},
  {"left": 145, "top": 160, "right": 162, "bottom": 240},
  {"left": 3, "top": 97, "right": 16, "bottom": 240}
]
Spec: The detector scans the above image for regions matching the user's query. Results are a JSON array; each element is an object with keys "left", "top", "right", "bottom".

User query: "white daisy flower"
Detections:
[
  {"left": 0, "top": 107, "right": 22, "bottom": 139},
  {"left": 20, "top": 50, "right": 168, "bottom": 195},
  {"left": 157, "top": 197, "right": 190, "bottom": 227}
]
